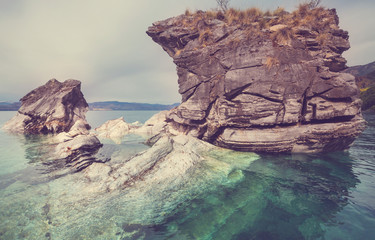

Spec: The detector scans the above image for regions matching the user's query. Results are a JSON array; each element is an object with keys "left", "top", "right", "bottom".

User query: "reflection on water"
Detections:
[{"left": 0, "top": 111, "right": 374, "bottom": 239}]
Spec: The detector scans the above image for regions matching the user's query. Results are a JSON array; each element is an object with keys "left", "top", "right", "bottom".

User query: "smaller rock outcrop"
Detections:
[
  {"left": 2, "top": 78, "right": 90, "bottom": 134},
  {"left": 2, "top": 79, "right": 103, "bottom": 172}
]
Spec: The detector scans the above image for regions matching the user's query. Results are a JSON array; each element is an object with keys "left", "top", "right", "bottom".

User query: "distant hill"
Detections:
[
  {"left": 88, "top": 101, "right": 179, "bottom": 111},
  {"left": 344, "top": 61, "right": 375, "bottom": 89},
  {"left": 0, "top": 101, "right": 179, "bottom": 111},
  {"left": 0, "top": 102, "right": 21, "bottom": 111},
  {"left": 344, "top": 61, "right": 375, "bottom": 112}
]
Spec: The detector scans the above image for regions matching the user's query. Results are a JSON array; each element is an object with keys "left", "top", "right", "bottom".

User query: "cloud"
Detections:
[{"left": 0, "top": 0, "right": 374, "bottom": 103}]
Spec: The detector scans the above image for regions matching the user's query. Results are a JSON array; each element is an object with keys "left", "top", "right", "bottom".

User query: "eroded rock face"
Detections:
[
  {"left": 147, "top": 8, "right": 366, "bottom": 152},
  {"left": 2, "top": 78, "right": 90, "bottom": 134}
]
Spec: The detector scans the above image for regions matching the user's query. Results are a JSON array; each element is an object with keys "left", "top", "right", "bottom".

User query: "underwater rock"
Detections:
[
  {"left": 2, "top": 79, "right": 90, "bottom": 134},
  {"left": 147, "top": 8, "right": 366, "bottom": 152},
  {"left": 84, "top": 134, "right": 231, "bottom": 191}
]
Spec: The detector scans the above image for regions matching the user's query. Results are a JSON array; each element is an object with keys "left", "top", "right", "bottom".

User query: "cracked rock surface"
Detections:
[{"left": 147, "top": 9, "right": 366, "bottom": 153}]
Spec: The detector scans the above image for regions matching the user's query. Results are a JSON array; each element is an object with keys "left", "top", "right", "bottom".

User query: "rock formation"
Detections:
[
  {"left": 2, "top": 78, "right": 90, "bottom": 134},
  {"left": 147, "top": 7, "right": 366, "bottom": 152},
  {"left": 2, "top": 78, "right": 103, "bottom": 171}
]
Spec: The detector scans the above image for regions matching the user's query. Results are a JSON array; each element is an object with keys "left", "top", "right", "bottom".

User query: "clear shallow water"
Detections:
[{"left": 0, "top": 111, "right": 374, "bottom": 240}]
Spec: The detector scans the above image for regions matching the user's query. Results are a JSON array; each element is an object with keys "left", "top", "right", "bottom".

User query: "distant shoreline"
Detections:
[{"left": 0, "top": 101, "right": 179, "bottom": 111}]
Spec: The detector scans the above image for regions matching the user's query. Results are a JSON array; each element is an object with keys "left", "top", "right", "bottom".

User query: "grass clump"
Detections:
[
  {"left": 316, "top": 33, "right": 330, "bottom": 45},
  {"left": 177, "top": 2, "right": 336, "bottom": 48},
  {"left": 265, "top": 57, "right": 280, "bottom": 69},
  {"left": 185, "top": 9, "right": 192, "bottom": 16},
  {"left": 271, "top": 26, "right": 294, "bottom": 46}
]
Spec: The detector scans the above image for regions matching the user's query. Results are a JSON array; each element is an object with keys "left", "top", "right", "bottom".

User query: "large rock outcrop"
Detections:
[
  {"left": 147, "top": 7, "right": 366, "bottom": 152},
  {"left": 2, "top": 78, "right": 90, "bottom": 134}
]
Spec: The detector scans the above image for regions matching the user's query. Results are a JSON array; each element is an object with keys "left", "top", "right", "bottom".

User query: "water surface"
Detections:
[{"left": 0, "top": 111, "right": 374, "bottom": 239}]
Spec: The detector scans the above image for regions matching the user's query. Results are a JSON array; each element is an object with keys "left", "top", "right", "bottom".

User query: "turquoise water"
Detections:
[{"left": 0, "top": 111, "right": 374, "bottom": 239}]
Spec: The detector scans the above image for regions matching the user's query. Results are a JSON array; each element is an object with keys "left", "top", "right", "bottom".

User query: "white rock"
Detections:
[
  {"left": 55, "top": 134, "right": 101, "bottom": 159},
  {"left": 95, "top": 117, "right": 134, "bottom": 143},
  {"left": 84, "top": 163, "right": 112, "bottom": 182},
  {"left": 1, "top": 113, "right": 30, "bottom": 133},
  {"left": 134, "top": 111, "right": 168, "bottom": 135}
]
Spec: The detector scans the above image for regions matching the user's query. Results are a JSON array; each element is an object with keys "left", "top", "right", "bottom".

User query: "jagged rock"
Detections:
[
  {"left": 2, "top": 79, "right": 90, "bottom": 134},
  {"left": 2, "top": 79, "right": 104, "bottom": 171},
  {"left": 147, "top": 8, "right": 366, "bottom": 153}
]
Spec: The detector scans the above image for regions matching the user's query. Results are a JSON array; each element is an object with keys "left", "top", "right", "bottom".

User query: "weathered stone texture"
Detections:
[{"left": 147, "top": 9, "right": 366, "bottom": 152}]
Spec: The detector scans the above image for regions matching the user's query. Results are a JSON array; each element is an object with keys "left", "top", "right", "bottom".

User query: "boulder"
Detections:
[
  {"left": 147, "top": 8, "right": 366, "bottom": 153},
  {"left": 95, "top": 117, "right": 134, "bottom": 144},
  {"left": 2, "top": 79, "right": 90, "bottom": 134}
]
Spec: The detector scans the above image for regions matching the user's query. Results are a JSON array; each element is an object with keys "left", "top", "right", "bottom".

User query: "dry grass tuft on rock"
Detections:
[
  {"left": 176, "top": 3, "right": 335, "bottom": 48},
  {"left": 265, "top": 57, "right": 280, "bottom": 69},
  {"left": 271, "top": 26, "right": 294, "bottom": 46}
]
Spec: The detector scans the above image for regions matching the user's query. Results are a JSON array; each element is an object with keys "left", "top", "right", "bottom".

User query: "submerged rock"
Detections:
[
  {"left": 83, "top": 134, "right": 251, "bottom": 192},
  {"left": 147, "top": 8, "right": 366, "bottom": 153},
  {"left": 2, "top": 78, "right": 90, "bottom": 134}
]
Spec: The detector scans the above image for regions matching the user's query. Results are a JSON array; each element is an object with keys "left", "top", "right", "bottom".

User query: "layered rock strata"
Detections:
[
  {"left": 2, "top": 78, "right": 90, "bottom": 134},
  {"left": 84, "top": 134, "right": 253, "bottom": 192},
  {"left": 54, "top": 119, "right": 103, "bottom": 171},
  {"left": 147, "top": 8, "right": 366, "bottom": 152}
]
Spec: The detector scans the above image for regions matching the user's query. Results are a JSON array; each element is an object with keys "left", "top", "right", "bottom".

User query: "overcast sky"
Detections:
[{"left": 1, "top": 0, "right": 374, "bottom": 104}]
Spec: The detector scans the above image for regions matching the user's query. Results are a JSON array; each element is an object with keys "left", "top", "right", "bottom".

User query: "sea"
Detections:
[{"left": 0, "top": 110, "right": 374, "bottom": 240}]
